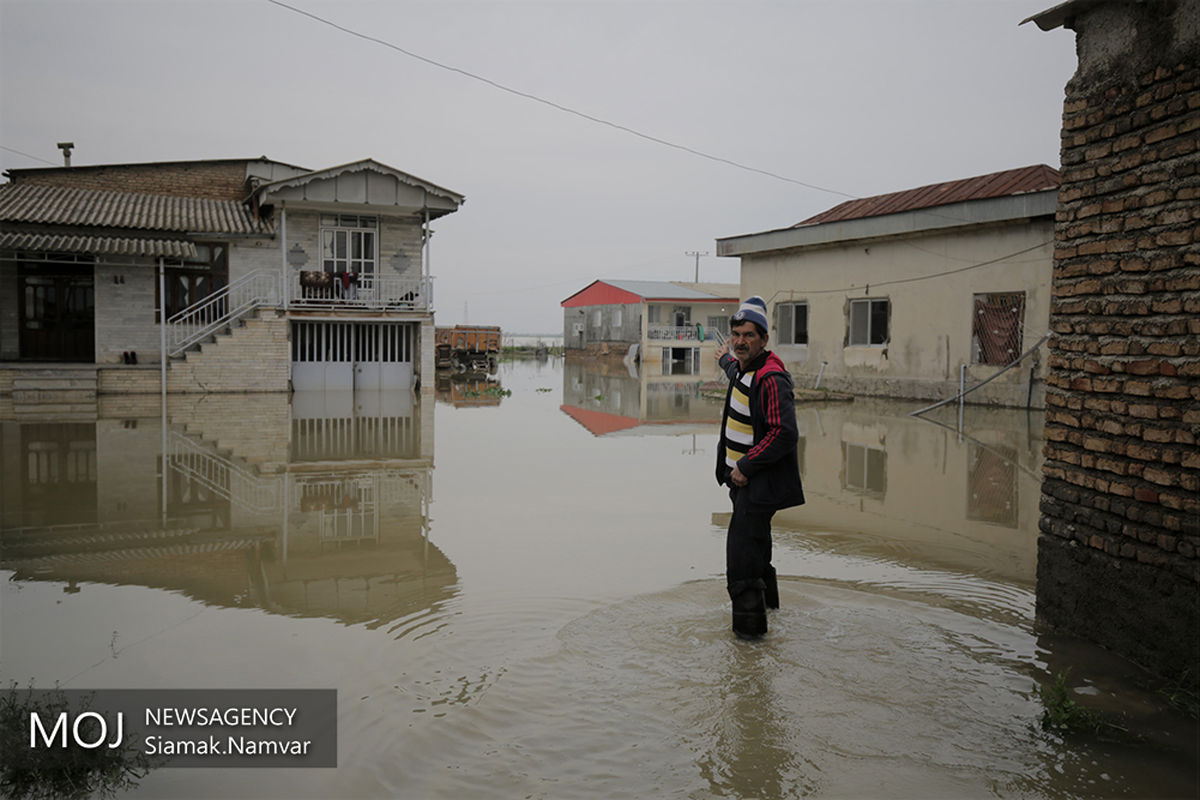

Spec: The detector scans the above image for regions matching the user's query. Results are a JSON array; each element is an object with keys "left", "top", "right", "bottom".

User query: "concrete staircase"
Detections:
[{"left": 11, "top": 368, "right": 98, "bottom": 418}]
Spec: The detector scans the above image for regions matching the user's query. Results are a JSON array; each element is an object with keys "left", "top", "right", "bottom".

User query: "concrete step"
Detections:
[
  {"left": 10, "top": 402, "right": 98, "bottom": 419},
  {"left": 12, "top": 379, "right": 98, "bottom": 393},
  {"left": 13, "top": 388, "right": 97, "bottom": 404}
]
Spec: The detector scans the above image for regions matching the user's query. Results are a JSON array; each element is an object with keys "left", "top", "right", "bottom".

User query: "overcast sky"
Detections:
[{"left": 1, "top": 0, "right": 1077, "bottom": 334}]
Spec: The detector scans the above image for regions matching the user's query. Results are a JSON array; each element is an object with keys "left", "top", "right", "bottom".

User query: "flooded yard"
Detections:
[{"left": 1, "top": 357, "right": 1196, "bottom": 799}]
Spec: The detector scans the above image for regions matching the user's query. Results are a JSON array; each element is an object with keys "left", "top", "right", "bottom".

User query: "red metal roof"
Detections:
[
  {"left": 796, "top": 164, "right": 1060, "bottom": 227},
  {"left": 561, "top": 280, "right": 650, "bottom": 308},
  {"left": 559, "top": 405, "right": 640, "bottom": 436}
]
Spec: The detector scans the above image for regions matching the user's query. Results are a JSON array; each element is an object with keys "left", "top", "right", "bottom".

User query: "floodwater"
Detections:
[{"left": 1, "top": 357, "right": 1196, "bottom": 799}]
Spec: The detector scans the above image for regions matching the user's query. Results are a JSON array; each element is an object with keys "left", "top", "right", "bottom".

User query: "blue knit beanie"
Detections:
[{"left": 731, "top": 296, "right": 768, "bottom": 335}]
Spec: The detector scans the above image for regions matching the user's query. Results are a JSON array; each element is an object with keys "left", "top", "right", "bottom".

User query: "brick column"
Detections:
[{"left": 1037, "top": 13, "right": 1199, "bottom": 691}]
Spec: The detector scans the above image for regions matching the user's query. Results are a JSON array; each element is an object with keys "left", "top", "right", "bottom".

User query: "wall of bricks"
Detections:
[
  {"left": 1037, "top": 0, "right": 1199, "bottom": 690},
  {"left": 10, "top": 161, "right": 252, "bottom": 200},
  {"left": 167, "top": 309, "right": 290, "bottom": 393}
]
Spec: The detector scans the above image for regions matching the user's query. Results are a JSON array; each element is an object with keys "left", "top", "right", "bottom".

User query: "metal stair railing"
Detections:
[
  {"left": 166, "top": 269, "right": 282, "bottom": 357},
  {"left": 167, "top": 430, "right": 283, "bottom": 513}
]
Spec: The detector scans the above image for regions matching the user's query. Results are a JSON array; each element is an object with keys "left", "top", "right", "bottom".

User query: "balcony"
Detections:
[
  {"left": 647, "top": 325, "right": 702, "bottom": 341},
  {"left": 290, "top": 271, "right": 432, "bottom": 312}
]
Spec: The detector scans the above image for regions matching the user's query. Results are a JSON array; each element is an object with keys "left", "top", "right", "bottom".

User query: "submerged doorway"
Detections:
[
  {"left": 292, "top": 321, "right": 415, "bottom": 391},
  {"left": 18, "top": 262, "right": 95, "bottom": 361}
]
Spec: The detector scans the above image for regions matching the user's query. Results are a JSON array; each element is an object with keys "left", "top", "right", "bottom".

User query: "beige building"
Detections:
[{"left": 716, "top": 165, "right": 1060, "bottom": 407}]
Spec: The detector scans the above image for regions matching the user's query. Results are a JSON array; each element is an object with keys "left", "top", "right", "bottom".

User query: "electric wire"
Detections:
[
  {"left": 768, "top": 239, "right": 1052, "bottom": 302},
  {"left": 0, "top": 144, "right": 58, "bottom": 166},
  {"left": 265, "top": 0, "right": 854, "bottom": 198},
  {"left": 263, "top": 1, "right": 1053, "bottom": 236}
]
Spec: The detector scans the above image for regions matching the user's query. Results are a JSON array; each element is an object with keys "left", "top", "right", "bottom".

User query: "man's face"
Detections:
[{"left": 730, "top": 321, "right": 767, "bottom": 368}]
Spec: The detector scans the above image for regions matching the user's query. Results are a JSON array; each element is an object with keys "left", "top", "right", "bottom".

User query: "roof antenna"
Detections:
[{"left": 56, "top": 142, "right": 74, "bottom": 167}]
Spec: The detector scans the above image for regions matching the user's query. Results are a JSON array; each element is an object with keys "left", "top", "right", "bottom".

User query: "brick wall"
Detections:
[
  {"left": 1036, "top": 1, "right": 1199, "bottom": 690},
  {"left": 9, "top": 161, "right": 251, "bottom": 200},
  {"left": 167, "top": 309, "right": 290, "bottom": 393}
]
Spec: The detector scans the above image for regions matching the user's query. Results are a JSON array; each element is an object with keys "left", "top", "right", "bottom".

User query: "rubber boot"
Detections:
[
  {"left": 731, "top": 587, "right": 767, "bottom": 640},
  {"left": 764, "top": 565, "right": 779, "bottom": 610}
]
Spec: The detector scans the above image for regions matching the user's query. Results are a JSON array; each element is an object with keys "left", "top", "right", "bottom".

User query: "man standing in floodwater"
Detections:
[{"left": 714, "top": 296, "right": 805, "bottom": 639}]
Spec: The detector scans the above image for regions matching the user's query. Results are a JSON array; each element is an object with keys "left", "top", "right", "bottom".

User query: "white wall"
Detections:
[{"left": 740, "top": 221, "right": 1054, "bottom": 405}]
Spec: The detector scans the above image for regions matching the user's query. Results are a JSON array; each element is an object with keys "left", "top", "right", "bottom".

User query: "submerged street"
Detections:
[{"left": 1, "top": 357, "right": 1195, "bottom": 799}]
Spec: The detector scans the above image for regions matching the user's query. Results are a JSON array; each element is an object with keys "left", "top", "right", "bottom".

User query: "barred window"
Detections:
[{"left": 972, "top": 292, "right": 1025, "bottom": 365}]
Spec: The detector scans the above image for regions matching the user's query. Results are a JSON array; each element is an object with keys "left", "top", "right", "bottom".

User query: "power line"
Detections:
[
  {"left": 0, "top": 144, "right": 58, "bottom": 166},
  {"left": 768, "top": 239, "right": 1053, "bottom": 300},
  {"left": 265, "top": 0, "right": 855, "bottom": 198}
]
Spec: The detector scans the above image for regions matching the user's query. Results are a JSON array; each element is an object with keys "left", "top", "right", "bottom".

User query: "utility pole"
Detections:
[{"left": 685, "top": 250, "right": 709, "bottom": 283}]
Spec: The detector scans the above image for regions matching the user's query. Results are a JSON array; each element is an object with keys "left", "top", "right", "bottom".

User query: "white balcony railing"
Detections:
[
  {"left": 290, "top": 272, "right": 432, "bottom": 311},
  {"left": 166, "top": 269, "right": 281, "bottom": 356},
  {"left": 648, "top": 325, "right": 702, "bottom": 341}
]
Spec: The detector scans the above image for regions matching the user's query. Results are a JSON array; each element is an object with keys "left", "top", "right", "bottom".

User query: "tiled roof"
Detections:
[
  {"left": 0, "top": 182, "right": 273, "bottom": 235},
  {"left": 796, "top": 165, "right": 1060, "bottom": 227},
  {"left": 0, "top": 231, "right": 197, "bottom": 258}
]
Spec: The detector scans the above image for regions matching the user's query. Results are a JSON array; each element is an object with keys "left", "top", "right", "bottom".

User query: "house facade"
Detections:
[
  {"left": 561, "top": 279, "right": 737, "bottom": 378},
  {"left": 0, "top": 156, "right": 463, "bottom": 397},
  {"left": 716, "top": 165, "right": 1060, "bottom": 407}
]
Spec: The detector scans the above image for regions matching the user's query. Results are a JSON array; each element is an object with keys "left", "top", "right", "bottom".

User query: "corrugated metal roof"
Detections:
[
  {"left": 0, "top": 183, "right": 273, "bottom": 234},
  {"left": 796, "top": 165, "right": 1060, "bottom": 227},
  {"left": 0, "top": 231, "right": 197, "bottom": 258}
]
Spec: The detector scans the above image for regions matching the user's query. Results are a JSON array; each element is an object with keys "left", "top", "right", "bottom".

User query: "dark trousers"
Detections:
[{"left": 726, "top": 486, "right": 774, "bottom": 599}]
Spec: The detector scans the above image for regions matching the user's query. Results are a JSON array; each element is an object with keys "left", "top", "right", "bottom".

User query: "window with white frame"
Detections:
[
  {"left": 848, "top": 298, "right": 889, "bottom": 346},
  {"left": 613, "top": 308, "right": 623, "bottom": 327},
  {"left": 592, "top": 309, "right": 602, "bottom": 328},
  {"left": 321, "top": 214, "right": 377, "bottom": 275},
  {"left": 777, "top": 302, "right": 809, "bottom": 345},
  {"left": 705, "top": 315, "right": 729, "bottom": 339}
]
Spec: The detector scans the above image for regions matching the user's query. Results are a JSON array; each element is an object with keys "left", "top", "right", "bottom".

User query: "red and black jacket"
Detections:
[{"left": 715, "top": 350, "right": 806, "bottom": 512}]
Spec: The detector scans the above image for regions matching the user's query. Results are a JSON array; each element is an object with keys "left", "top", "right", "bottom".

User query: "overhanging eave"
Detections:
[{"left": 716, "top": 190, "right": 1058, "bottom": 257}]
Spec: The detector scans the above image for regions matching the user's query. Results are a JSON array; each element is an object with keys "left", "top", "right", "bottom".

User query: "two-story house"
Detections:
[
  {"left": 561, "top": 279, "right": 738, "bottom": 377},
  {"left": 0, "top": 156, "right": 463, "bottom": 398}
]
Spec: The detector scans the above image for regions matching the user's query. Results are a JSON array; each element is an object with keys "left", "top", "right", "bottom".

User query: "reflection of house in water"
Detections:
[
  {"left": 0, "top": 389, "right": 456, "bottom": 627},
  {"left": 559, "top": 358, "right": 721, "bottom": 436},
  {"left": 723, "top": 401, "right": 1043, "bottom": 585}
]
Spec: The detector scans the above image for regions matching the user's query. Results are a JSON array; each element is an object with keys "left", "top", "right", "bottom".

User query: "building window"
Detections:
[
  {"left": 648, "top": 305, "right": 661, "bottom": 324},
  {"left": 158, "top": 243, "right": 228, "bottom": 320},
  {"left": 705, "top": 315, "right": 730, "bottom": 339},
  {"left": 777, "top": 302, "right": 809, "bottom": 345},
  {"left": 592, "top": 309, "right": 602, "bottom": 328},
  {"left": 972, "top": 292, "right": 1025, "bottom": 366},
  {"left": 321, "top": 214, "right": 377, "bottom": 275},
  {"left": 613, "top": 308, "right": 623, "bottom": 327},
  {"left": 849, "top": 298, "right": 889, "bottom": 346}
]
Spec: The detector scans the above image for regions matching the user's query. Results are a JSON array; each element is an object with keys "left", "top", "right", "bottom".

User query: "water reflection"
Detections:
[
  {"left": 0, "top": 388, "right": 454, "bottom": 627},
  {"left": 761, "top": 400, "right": 1042, "bottom": 588},
  {"left": 560, "top": 357, "right": 718, "bottom": 436},
  {"left": 2, "top": 360, "right": 1195, "bottom": 799},
  {"left": 435, "top": 372, "right": 506, "bottom": 407}
]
